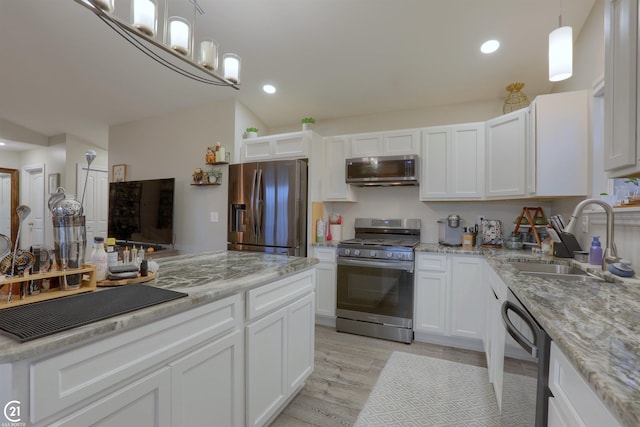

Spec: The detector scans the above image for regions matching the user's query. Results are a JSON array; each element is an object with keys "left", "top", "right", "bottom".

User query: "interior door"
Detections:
[
  {"left": 77, "top": 164, "right": 109, "bottom": 247},
  {"left": 22, "top": 164, "right": 45, "bottom": 249},
  {"left": 0, "top": 173, "right": 11, "bottom": 237}
]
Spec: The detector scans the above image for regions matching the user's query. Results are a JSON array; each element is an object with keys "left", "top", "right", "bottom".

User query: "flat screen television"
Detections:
[{"left": 108, "top": 178, "right": 175, "bottom": 246}]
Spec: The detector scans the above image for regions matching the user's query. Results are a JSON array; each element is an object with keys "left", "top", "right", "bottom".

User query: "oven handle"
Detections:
[
  {"left": 337, "top": 257, "right": 414, "bottom": 272},
  {"left": 501, "top": 300, "right": 538, "bottom": 359}
]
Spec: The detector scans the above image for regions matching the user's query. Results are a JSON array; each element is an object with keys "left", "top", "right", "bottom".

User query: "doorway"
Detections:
[{"left": 21, "top": 164, "right": 45, "bottom": 249}]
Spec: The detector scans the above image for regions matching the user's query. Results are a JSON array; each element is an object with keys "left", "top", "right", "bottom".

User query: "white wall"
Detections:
[
  {"left": 0, "top": 151, "right": 19, "bottom": 168},
  {"left": 109, "top": 98, "right": 236, "bottom": 254}
]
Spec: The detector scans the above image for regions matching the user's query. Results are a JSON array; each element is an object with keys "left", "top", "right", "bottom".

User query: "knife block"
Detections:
[{"left": 553, "top": 232, "right": 583, "bottom": 258}]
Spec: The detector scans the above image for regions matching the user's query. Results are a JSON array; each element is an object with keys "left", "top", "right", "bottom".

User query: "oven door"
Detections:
[{"left": 336, "top": 257, "right": 414, "bottom": 327}]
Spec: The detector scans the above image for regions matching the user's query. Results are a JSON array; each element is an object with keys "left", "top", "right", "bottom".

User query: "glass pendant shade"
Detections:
[
  {"left": 132, "top": 0, "right": 157, "bottom": 37},
  {"left": 88, "top": 0, "right": 114, "bottom": 13},
  {"left": 223, "top": 53, "right": 241, "bottom": 84},
  {"left": 168, "top": 17, "right": 191, "bottom": 56},
  {"left": 549, "top": 26, "right": 573, "bottom": 82},
  {"left": 199, "top": 39, "right": 219, "bottom": 71}
]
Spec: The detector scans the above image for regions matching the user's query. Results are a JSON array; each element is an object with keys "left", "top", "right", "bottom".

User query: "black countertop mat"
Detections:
[{"left": 0, "top": 284, "right": 188, "bottom": 343}]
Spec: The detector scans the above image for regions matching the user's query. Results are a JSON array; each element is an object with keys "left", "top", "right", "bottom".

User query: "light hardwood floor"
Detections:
[{"left": 270, "top": 325, "right": 493, "bottom": 426}]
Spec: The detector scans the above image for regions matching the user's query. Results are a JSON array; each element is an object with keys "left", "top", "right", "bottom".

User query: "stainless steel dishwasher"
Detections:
[{"left": 500, "top": 288, "right": 552, "bottom": 427}]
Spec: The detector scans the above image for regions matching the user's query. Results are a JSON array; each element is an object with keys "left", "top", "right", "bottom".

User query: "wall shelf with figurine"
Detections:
[{"left": 191, "top": 182, "right": 222, "bottom": 186}]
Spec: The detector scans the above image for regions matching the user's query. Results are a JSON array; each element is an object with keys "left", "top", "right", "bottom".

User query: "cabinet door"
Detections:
[
  {"left": 171, "top": 330, "right": 244, "bottom": 427},
  {"left": 241, "top": 138, "right": 272, "bottom": 162},
  {"left": 485, "top": 110, "right": 526, "bottom": 198},
  {"left": 420, "top": 126, "right": 450, "bottom": 199},
  {"left": 450, "top": 123, "right": 485, "bottom": 198},
  {"left": 287, "top": 293, "right": 315, "bottom": 392},
  {"left": 604, "top": 0, "right": 638, "bottom": 172},
  {"left": 414, "top": 270, "right": 448, "bottom": 334},
  {"left": 351, "top": 133, "right": 383, "bottom": 156},
  {"left": 246, "top": 307, "right": 287, "bottom": 427},
  {"left": 314, "top": 260, "right": 337, "bottom": 319},
  {"left": 449, "top": 256, "right": 485, "bottom": 339},
  {"left": 323, "top": 137, "right": 356, "bottom": 201},
  {"left": 52, "top": 368, "right": 171, "bottom": 427},
  {"left": 383, "top": 130, "right": 420, "bottom": 155},
  {"left": 273, "top": 134, "right": 309, "bottom": 159}
]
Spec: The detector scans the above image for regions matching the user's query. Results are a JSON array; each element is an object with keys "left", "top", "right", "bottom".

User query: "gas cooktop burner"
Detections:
[{"left": 338, "top": 238, "right": 419, "bottom": 248}]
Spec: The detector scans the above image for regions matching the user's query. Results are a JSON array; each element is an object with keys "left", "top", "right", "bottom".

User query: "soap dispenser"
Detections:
[{"left": 589, "top": 236, "right": 603, "bottom": 266}]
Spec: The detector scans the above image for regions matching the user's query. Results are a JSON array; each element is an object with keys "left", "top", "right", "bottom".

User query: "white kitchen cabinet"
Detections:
[
  {"left": 350, "top": 129, "right": 420, "bottom": 157},
  {"left": 484, "top": 109, "right": 527, "bottom": 198},
  {"left": 548, "top": 342, "right": 622, "bottom": 427},
  {"left": 419, "top": 123, "right": 485, "bottom": 200},
  {"left": 51, "top": 367, "right": 172, "bottom": 427},
  {"left": 323, "top": 136, "right": 357, "bottom": 201},
  {"left": 170, "top": 330, "right": 244, "bottom": 427},
  {"left": 414, "top": 253, "right": 485, "bottom": 350},
  {"left": 240, "top": 131, "right": 315, "bottom": 162},
  {"left": 246, "top": 270, "right": 315, "bottom": 427},
  {"left": 527, "top": 90, "right": 588, "bottom": 196},
  {"left": 449, "top": 256, "right": 485, "bottom": 340},
  {"left": 604, "top": 0, "right": 640, "bottom": 176},
  {"left": 313, "top": 246, "right": 337, "bottom": 325}
]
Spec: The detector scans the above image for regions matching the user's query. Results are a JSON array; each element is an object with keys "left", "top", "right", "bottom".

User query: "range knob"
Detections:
[
  {"left": 386, "top": 252, "right": 393, "bottom": 258},
  {"left": 344, "top": 249, "right": 350, "bottom": 256},
  {"left": 369, "top": 250, "right": 376, "bottom": 257},
  {"left": 354, "top": 249, "right": 360, "bottom": 256}
]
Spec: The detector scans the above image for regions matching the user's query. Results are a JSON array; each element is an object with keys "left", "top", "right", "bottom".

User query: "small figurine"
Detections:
[
  {"left": 205, "top": 146, "right": 216, "bottom": 164},
  {"left": 192, "top": 167, "right": 204, "bottom": 183}
]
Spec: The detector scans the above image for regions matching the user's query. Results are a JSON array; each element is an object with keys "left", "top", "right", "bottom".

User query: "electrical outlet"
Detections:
[{"left": 210, "top": 211, "right": 219, "bottom": 223}]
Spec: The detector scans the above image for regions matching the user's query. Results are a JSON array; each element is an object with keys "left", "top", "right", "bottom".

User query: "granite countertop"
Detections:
[
  {"left": 416, "top": 243, "right": 640, "bottom": 426},
  {"left": 0, "top": 251, "right": 318, "bottom": 364}
]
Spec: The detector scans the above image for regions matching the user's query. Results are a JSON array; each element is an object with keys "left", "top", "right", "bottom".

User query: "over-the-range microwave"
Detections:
[{"left": 345, "top": 154, "right": 419, "bottom": 186}]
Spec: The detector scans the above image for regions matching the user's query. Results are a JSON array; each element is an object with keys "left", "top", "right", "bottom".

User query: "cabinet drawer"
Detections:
[
  {"left": 416, "top": 254, "right": 447, "bottom": 271},
  {"left": 30, "top": 294, "right": 242, "bottom": 423},
  {"left": 247, "top": 270, "right": 315, "bottom": 321},
  {"left": 313, "top": 247, "right": 336, "bottom": 263},
  {"left": 548, "top": 343, "right": 622, "bottom": 427}
]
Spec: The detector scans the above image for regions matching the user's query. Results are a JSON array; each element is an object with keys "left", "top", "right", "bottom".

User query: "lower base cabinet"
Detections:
[
  {"left": 4, "top": 269, "right": 316, "bottom": 427},
  {"left": 414, "top": 254, "right": 485, "bottom": 350}
]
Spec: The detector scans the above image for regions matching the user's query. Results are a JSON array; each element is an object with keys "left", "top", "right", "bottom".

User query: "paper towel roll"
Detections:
[{"left": 329, "top": 224, "right": 341, "bottom": 242}]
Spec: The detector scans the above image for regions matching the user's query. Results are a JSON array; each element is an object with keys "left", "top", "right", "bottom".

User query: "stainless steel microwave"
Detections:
[{"left": 345, "top": 154, "right": 419, "bottom": 186}]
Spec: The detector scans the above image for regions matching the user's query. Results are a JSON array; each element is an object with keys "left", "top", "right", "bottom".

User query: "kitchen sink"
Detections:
[{"left": 509, "top": 262, "right": 603, "bottom": 282}]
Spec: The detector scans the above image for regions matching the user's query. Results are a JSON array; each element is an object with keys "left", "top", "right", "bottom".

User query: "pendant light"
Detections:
[{"left": 549, "top": 1, "right": 573, "bottom": 82}]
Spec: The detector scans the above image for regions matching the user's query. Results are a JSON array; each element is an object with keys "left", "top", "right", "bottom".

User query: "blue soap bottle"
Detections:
[{"left": 589, "top": 236, "right": 603, "bottom": 266}]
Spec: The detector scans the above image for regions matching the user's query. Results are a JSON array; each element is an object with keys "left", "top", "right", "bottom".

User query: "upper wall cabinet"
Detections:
[
  {"left": 484, "top": 109, "right": 527, "bottom": 199},
  {"left": 528, "top": 90, "right": 588, "bottom": 197},
  {"left": 350, "top": 129, "right": 420, "bottom": 157},
  {"left": 323, "top": 136, "right": 357, "bottom": 201},
  {"left": 240, "top": 131, "right": 316, "bottom": 162},
  {"left": 604, "top": 0, "right": 640, "bottom": 177},
  {"left": 419, "top": 123, "right": 485, "bottom": 200}
]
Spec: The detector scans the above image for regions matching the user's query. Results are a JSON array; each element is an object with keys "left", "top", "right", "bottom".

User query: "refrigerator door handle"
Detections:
[
  {"left": 250, "top": 169, "right": 258, "bottom": 236},
  {"left": 255, "top": 168, "right": 263, "bottom": 238}
]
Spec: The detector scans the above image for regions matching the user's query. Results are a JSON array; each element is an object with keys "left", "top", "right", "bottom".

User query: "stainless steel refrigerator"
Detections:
[{"left": 228, "top": 159, "right": 308, "bottom": 256}]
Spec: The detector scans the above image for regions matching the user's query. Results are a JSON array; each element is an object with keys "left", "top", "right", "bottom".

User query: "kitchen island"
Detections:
[
  {"left": 0, "top": 251, "right": 318, "bottom": 427},
  {"left": 417, "top": 243, "right": 640, "bottom": 427}
]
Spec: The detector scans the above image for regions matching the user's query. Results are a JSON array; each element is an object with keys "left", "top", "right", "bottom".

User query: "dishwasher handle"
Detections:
[{"left": 501, "top": 300, "right": 538, "bottom": 359}]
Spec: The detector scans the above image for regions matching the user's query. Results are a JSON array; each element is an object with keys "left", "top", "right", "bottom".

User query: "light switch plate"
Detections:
[{"left": 210, "top": 211, "right": 219, "bottom": 223}]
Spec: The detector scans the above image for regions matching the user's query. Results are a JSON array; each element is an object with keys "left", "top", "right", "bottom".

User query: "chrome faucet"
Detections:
[{"left": 563, "top": 198, "right": 619, "bottom": 271}]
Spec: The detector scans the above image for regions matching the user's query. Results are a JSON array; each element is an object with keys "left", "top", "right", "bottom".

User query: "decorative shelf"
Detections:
[
  {"left": 204, "top": 161, "right": 229, "bottom": 165},
  {"left": 191, "top": 182, "right": 222, "bottom": 186}
]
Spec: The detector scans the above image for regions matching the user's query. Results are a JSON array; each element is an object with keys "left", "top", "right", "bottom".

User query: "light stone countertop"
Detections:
[
  {"left": 417, "top": 243, "right": 640, "bottom": 427},
  {"left": 0, "top": 251, "right": 318, "bottom": 364}
]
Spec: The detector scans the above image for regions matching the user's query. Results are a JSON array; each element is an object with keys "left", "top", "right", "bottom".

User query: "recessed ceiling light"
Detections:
[
  {"left": 480, "top": 40, "right": 500, "bottom": 54},
  {"left": 263, "top": 84, "right": 276, "bottom": 94},
  {"left": 0, "top": 142, "right": 5, "bottom": 146}
]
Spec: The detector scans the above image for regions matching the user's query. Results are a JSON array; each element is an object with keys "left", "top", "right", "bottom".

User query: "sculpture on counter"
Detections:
[{"left": 192, "top": 168, "right": 204, "bottom": 184}]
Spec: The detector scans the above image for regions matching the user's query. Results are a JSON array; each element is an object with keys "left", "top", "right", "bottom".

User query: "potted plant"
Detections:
[
  {"left": 246, "top": 127, "right": 259, "bottom": 138},
  {"left": 301, "top": 117, "right": 315, "bottom": 131},
  {"left": 208, "top": 169, "right": 223, "bottom": 184}
]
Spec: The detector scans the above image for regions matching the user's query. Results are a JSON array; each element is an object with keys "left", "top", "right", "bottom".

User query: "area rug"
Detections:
[{"left": 354, "top": 351, "right": 501, "bottom": 427}]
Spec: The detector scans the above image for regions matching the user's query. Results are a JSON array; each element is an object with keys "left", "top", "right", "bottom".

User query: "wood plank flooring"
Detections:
[{"left": 269, "top": 325, "right": 499, "bottom": 427}]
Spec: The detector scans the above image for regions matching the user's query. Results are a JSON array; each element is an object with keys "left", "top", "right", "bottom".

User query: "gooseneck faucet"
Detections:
[{"left": 563, "top": 198, "right": 619, "bottom": 271}]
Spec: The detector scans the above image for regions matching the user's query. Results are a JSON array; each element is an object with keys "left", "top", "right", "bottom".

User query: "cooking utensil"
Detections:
[
  {"left": 8, "top": 205, "right": 31, "bottom": 303},
  {"left": 79, "top": 150, "right": 96, "bottom": 216}
]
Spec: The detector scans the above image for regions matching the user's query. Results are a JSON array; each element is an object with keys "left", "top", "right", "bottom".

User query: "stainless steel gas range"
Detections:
[{"left": 336, "top": 218, "right": 421, "bottom": 344}]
